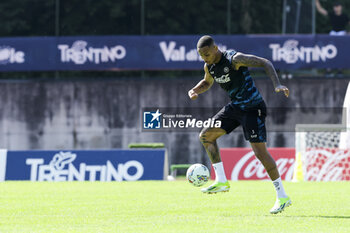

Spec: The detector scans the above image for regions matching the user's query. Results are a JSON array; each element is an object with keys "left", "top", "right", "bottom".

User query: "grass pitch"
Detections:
[{"left": 0, "top": 181, "right": 349, "bottom": 233}]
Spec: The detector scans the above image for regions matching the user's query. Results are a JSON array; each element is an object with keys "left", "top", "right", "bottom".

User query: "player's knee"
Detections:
[{"left": 199, "top": 130, "right": 212, "bottom": 144}]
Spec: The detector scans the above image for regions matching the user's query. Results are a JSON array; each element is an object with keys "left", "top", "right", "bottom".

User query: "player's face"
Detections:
[{"left": 197, "top": 45, "right": 217, "bottom": 65}]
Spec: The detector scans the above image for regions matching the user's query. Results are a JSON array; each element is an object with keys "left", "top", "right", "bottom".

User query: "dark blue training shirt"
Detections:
[{"left": 206, "top": 50, "right": 263, "bottom": 109}]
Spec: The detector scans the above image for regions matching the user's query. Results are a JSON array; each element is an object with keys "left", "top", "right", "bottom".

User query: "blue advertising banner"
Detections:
[
  {"left": 1, "top": 149, "right": 167, "bottom": 181},
  {"left": 0, "top": 35, "right": 348, "bottom": 71}
]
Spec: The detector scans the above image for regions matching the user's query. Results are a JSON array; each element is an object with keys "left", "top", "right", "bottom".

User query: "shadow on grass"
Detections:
[{"left": 270, "top": 215, "right": 350, "bottom": 219}]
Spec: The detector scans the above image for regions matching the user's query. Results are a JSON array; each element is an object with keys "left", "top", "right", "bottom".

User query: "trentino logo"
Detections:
[
  {"left": 58, "top": 40, "right": 126, "bottom": 65},
  {"left": 143, "top": 109, "right": 162, "bottom": 129},
  {"left": 269, "top": 39, "right": 337, "bottom": 64},
  {"left": 25, "top": 151, "right": 144, "bottom": 181}
]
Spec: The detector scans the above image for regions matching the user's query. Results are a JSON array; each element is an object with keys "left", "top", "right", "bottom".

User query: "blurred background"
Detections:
[{"left": 0, "top": 0, "right": 349, "bottom": 167}]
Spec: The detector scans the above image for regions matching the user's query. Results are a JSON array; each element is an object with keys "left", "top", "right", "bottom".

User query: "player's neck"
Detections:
[{"left": 213, "top": 51, "right": 222, "bottom": 64}]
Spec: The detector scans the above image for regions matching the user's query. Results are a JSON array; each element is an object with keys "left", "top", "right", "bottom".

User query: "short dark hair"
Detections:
[
  {"left": 197, "top": 35, "right": 214, "bottom": 48},
  {"left": 333, "top": 2, "right": 342, "bottom": 6}
]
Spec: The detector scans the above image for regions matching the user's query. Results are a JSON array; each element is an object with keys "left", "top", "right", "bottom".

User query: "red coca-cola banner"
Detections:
[
  {"left": 305, "top": 148, "right": 350, "bottom": 181},
  {"left": 211, "top": 148, "right": 295, "bottom": 181}
]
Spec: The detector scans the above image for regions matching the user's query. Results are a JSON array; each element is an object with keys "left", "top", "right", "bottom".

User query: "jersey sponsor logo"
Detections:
[
  {"left": 214, "top": 74, "right": 231, "bottom": 83},
  {"left": 0, "top": 46, "right": 25, "bottom": 65},
  {"left": 269, "top": 39, "right": 337, "bottom": 64},
  {"left": 25, "top": 151, "right": 144, "bottom": 181},
  {"left": 58, "top": 40, "right": 126, "bottom": 65}
]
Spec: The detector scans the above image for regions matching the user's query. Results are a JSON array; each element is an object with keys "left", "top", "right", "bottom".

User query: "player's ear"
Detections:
[{"left": 213, "top": 45, "right": 218, "bottom": 52}]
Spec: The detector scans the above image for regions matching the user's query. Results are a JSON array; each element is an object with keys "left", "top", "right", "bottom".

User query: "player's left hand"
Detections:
[{"left": 275, "top": 85, "right": 289, "bottom": 97}]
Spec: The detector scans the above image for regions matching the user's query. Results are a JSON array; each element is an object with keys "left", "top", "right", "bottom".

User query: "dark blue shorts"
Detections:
[{"left": 213, "top": 101, "right": 267, "bottom": 143}]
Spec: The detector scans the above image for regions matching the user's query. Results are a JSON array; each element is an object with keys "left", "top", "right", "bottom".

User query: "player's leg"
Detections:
[
  {"left": 250, "top": 142, "right": 288, "bottom": 195},
  {"left": 199, "top": 104, "right": 240, "bottom": 194},
  {"left": 250, "top": 142, "right": 279, "bottom": 180},
  {"left": 250, "top": 142, "right": 291, "bottom": 214},
  {"left": 243, "top": 102, "right": 291, "bottom": 214},
  {"left": 199, "top": 127, "right": 226, "bottom": 164},
  {"left": 199, "top": 127, "right": 230, "bottom": 193}
]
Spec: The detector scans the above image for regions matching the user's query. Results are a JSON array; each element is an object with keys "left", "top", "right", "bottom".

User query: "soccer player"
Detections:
[{"left": 188, "top": 35, "right": 291, "bottom": 214}]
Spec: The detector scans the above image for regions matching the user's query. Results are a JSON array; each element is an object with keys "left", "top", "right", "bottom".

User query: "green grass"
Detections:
[{"left": 0, "top": 181, "right": 349, "bottom": 233}]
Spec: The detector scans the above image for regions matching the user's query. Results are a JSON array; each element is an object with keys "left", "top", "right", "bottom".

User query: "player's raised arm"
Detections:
[
  {"left": 231, "top": 52, "right": 289, "bottom": 97},
  {"left": 188, "top": 64, "right": 214, "bottom": 100}
]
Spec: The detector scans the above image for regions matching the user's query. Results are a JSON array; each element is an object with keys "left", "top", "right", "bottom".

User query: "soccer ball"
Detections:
[{"left": 186, "top": 163, "right": 210, "bottom": 187}]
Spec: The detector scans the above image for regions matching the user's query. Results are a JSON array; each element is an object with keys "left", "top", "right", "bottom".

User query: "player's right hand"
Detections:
[{"left": 188, "top": 89, "right": 198, "bottom": 100}]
